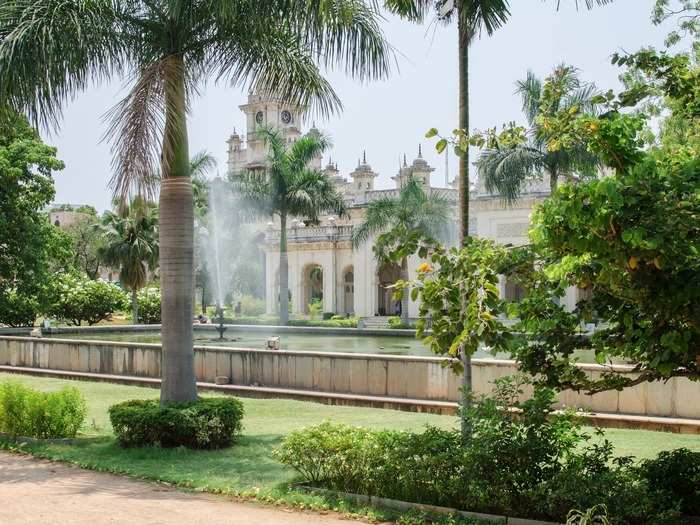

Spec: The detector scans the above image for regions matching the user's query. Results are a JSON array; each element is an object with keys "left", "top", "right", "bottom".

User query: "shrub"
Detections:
[
  {"left": 47, "top": 274, "right": 128, "bottom": 326},
  {"left": 274, "top": 422, "right": 465, "bottom": 507},
  {"left": 637, "top": 448, "right": 700, "bottom": 516},
  {"left": 0, "top": 288, "right": 40, "bottom": 327},
  {"left": 0, "top": 381, "right": 86, "bottom": 438},
  {"left": 136, "top": 286, "right": 161, "bottom": 324},
  {"left": 308, "top": 299, "right": 323, "bottom": 320},
  {"left": 109, "top": 397, "right": 244, "bottom": 449},
  {"left": 275, "top": 376, "right": 694, "bottom": 523}
]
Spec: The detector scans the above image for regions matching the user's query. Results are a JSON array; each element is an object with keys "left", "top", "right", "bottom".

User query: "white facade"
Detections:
[{"left": 228, "top": 93, "right": 578, "bottom": 320}]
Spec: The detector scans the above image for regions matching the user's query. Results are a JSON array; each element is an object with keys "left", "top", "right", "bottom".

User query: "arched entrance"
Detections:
[
  {"left": 342, "top": 267, "right": 354, "bottom": 315},
  {"left": 377, "top": 262, "right": 402, "bottom": 316},
  {"left": 303, "top": 264, "right": 323, "bottom": 313}
]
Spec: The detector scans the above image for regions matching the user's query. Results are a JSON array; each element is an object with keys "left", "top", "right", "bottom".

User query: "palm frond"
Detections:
[
  {"left": 516, "top": 70, "right": 542, "bottom": 126},
  {"left": 103, "top": 60, "right": 167, "bottom": 200},
  {"left": 190, "top": 150, "right": 217, "bottom": 179},
  {"left": 0, "top": 0, "right": 127, "bottom": 130},
  {"left": 213, "top": 21, "right": 342, "bottom": 118},
  {"left": 476, "top": 145, "right": 545, "bottom": 205}
]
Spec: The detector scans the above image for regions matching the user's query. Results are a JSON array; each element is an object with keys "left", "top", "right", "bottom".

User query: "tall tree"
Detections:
[
  {"left": 386, "top": 0, "right": 612, "bottom": 439},
  {"left": 65, "top": 212, "right": 105, "bottom": 279},
  {"left": 476, "top": 65, "right": 601, "bottom": 204},
  {"left": 235, "top": 129, "right": 345, "bottom": 325},
  {"left": 98, "top": 198, "right": 159, "bottom": 324},
  {"left": 0, "top": 0, "right": 390, "bottom": 403},
  {"left": 352, "top": 178, "right": 450, "bottom": 325},
  {"left": 0, "top": 111, "right": 71, "bottom": 326}
]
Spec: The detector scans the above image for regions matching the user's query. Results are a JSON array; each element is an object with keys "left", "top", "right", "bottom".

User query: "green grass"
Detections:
[{"left": 1, "top": 372, "right": 699, "bottom": 524}]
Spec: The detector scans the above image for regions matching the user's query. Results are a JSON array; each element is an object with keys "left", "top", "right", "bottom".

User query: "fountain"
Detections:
[{"left": 214, "top": 304, "right": 227, "bottom": 340}]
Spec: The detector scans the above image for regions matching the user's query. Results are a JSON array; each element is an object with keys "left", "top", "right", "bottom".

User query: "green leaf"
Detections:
[
  {"left": 435, "top": 138, "right": 448, "bottom": 154},
  {"left": 425, "top": 128, "right": 438, "bottom": 138}
]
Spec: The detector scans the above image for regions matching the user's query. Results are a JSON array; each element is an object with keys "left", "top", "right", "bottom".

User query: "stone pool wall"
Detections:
[{"left": 0, "top": 335, "right": 698, "bottom": 420}]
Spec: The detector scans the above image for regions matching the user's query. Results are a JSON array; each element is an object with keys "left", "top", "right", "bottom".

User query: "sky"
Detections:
[{"left": 46, "top": 0, "right": 674, "bottom": 212}]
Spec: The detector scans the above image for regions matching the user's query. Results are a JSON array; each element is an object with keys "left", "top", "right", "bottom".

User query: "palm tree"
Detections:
[
  {"left": 476, "top": 65, "right": 601, "bottom": 204},
  {"left": 352, "top": 178, "right": 450, "bottom": 325},
  {"left": 0, "top": 0, "right": 390, "bottom": 404},
  {"left": 98, "top": 198, "right": 159, "bottom": 325},
  {"left": 235, "top": 129, "right": 345, "bottom": 325},
  {"left": 385, "top": 0, "right": 611, "bottom": 441},
  {"left": 190, "top": 150, "right": 217, "bottom": 219}
]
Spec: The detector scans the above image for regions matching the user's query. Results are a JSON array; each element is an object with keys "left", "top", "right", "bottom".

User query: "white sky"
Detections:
[{"left": 47, "top": 0, "right": 673, "bottom": 211}]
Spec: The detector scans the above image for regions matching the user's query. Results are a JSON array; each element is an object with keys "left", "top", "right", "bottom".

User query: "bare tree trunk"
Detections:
[
  {"left": 458, "top": 13, "right": 473, "bottom": 442},
  {"left": 159, "top": 55, "right": 197, "bottom": 405},
  {"left": 131, "top": 288, "right": 138, "bottom": 325},
  {"left": 400, "top": 256, "right": 409, "bottom": 325},
  {"left": 279, "top": 213, "right": 289, "bottom": 325}
]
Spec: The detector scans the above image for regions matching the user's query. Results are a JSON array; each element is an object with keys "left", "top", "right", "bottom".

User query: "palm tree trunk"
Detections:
[
  {"left": 131, "top": 288, "right": 138, "bottom": 325},
  {"left": 400, "top": 256, "right": 409, "bottom": 325},
  {"left": 279, "top": 213, "right": 290, "bottom": 325},
  {"left": 458, "top": 12, "right": 473, "bottom": 442},
  {"left": 549, "top": 167, "right": 558, "bottom": 193},
  {"left": 159, "top": 55, "right": 197, "bottom": 405}
]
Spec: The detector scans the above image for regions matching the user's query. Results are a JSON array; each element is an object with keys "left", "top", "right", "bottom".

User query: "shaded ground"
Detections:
[{"left": 0, "top": 451, "right": 360, "bottom": 525}]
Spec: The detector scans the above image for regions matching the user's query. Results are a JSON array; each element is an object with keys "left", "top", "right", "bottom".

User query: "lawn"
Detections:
[{"left": 1, "top": 372, "right": 699, "bottom": 522}]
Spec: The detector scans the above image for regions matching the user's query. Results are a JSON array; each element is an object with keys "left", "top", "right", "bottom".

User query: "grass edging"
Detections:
[
  {"left": 0, "top": 438, "right": 487, "bottom": 525},
  {"left": 296, "top": 484, "right": 563, "bottom": 525},
  {"left": 0, "top": 431, "right": 78, "bottom": 446}
]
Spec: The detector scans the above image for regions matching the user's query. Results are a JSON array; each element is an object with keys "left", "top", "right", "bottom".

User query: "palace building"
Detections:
[{"left": 227, "top": 93, "right": 578, "bottom": 323}]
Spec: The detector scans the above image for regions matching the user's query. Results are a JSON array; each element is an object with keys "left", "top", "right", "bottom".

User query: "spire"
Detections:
[
  {"left": 418, "top": 143, "right": 422, "bottom": 158},
  {"left": 403, "top": 153, "right": 407, "bottom": 167},
  {"left": 363, "top": 150, "right": 367, "bottom": 164}
]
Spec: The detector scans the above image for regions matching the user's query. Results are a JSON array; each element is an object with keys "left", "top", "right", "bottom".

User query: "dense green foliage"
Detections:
[
  {"left": 109, "top": 397, "right": 244, "bottom": 449},
  {"left": 502, "top": 45, "right": 700, "bottom": 392},
  {"left": 47, "top": 274, "right": 128, "bottom": 326},
  {"left": 136, "top": 285, "right": 161, "bottom": 324},
  {"left": 277, "top": 377, "right": 696, "bottom": 524},
  {"left": 0, "top": 113, "right": 71, "bottom": 326},
  {"left": 0, "top": 381, "right": 86, "bottom": 439}
]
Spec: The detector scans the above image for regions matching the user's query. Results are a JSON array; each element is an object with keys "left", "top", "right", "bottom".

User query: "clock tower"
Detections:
[{"left": 227, "top": 92, "right": 305, "bottom": 176}]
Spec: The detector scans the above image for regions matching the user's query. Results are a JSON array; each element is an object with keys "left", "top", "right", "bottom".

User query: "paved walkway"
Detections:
[{"left": 0, "top": 451, "right": 360, "bottom": 525}]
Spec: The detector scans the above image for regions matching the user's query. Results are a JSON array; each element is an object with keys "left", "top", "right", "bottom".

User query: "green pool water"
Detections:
[
  {"left": 47, "top": 329, "right": 496, "bottom": 358},
  {"left": 48, "top": 329, "right": 612, "bottom": 363}
]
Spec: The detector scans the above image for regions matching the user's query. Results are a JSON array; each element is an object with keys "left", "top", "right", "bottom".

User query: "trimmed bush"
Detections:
[
  {"left": 0, "top": 381, "right": 86, "bottom": 438},
  {"left": 109, "top": 397, "right": 244, "bottom": 449}
]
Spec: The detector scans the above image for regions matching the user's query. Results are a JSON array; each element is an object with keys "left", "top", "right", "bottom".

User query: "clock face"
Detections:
[
  {"left": 281, "top": 110, "right": 292, "bottom": 124},
  {"left": 255, "top": 111, "right": 264, "bottom": 125}
]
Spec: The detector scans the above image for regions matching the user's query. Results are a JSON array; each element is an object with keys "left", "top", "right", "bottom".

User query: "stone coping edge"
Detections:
[
  {"left": 295, "top": 484, "right": 561, "bottom": 525},
  {"left": 1, "top": 365, "right": 698, "bottom": 433},
  {"left": 0, "top": 335, "right": 639, "bottom": 372},
  {"left": 41, "top": 324, "right": 418, "bottom": 338}
]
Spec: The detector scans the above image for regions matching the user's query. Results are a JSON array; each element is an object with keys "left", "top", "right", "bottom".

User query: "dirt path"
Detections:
[{"left": 0, "top": 451, "right": 361, "bottom": 525}]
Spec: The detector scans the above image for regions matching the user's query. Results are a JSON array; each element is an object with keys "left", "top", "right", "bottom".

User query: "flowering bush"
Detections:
[{"left": 47, "top": 274, "right": 128, "bottom": 326}]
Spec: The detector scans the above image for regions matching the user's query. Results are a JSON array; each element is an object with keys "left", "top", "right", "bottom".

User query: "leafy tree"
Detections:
[
  {"left": 190, "top": 150, "right": 217, "bottom": 220},
  {"left": 474, "top": 65, "right": 601, "bottom": 204},
  {"left": 504, "top": 44, "right": 700, "bottom": 392},
  {"left": 47, "top": 274, "right": 128, "bottom": 326},
  {"left": 0, "top": 0, "right": 391, "bottom": 403},
  {"left": 653, "top": 0, "right": 700, "bottom": 47},
  {"left": 0, "top": 112, "right": 71, "bottom": 326},
  {"left": 65, "top": 212, "right": 105, "bottom": 280},
  {"left": 97, "top": 198, "right": 159, "bottom": 325},
  {"left": 236, "top": 129, "right": 345, "bottom": 325},
  {"left": 390, "top": 0, "right": 611, "bottom": 428},
  {"left": 137, "top": 285, "right": 161, "bottom": 324},
  {"left": 352, "top": 178, "right": 450, "bottom": 325}
]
